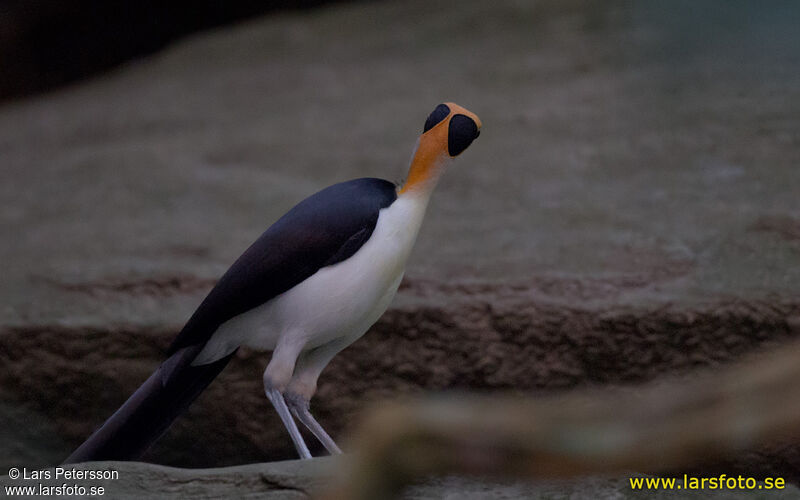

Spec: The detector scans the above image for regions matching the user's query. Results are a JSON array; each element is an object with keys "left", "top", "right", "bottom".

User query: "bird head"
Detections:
[
  {"left": 423, "top": 102, "right": 482, "bottom": 157},
  {"left": 400, "top": 102, "right": 481, "bottom": 195}
]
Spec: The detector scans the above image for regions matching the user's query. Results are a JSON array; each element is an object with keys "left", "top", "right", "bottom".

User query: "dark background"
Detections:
[{"left": 0, "top": 0, "right": 355, "bottom": 101}]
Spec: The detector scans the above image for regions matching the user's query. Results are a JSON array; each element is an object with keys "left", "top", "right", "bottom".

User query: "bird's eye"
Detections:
[
  {"left": 448, "top": 114, "right": 479, "bottom": 156},
  {"left": 423, "top": 104, "right": 451, "bottom": 132}
]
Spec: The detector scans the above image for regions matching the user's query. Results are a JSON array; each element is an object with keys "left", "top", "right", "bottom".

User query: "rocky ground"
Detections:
[{"left": 1, "top": 0, "right": 799, "bottom": 497}]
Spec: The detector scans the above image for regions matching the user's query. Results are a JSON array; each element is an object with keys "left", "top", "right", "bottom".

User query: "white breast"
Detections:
[{"left": 193, "top": 193, "right": 428, "bottom": 365}]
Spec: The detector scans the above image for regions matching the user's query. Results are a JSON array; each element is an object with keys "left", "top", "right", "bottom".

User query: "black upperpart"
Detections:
[
  {"left": 448, "top": 114, "right": 479, "bottom": 156},
  {"left": 167, "top": 177, "right": 398, "bottom": 354}
]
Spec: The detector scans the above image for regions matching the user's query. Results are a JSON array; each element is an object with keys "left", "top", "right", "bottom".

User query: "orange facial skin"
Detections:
[{"left": 399, "top": 102, "right": 482, "bottom": 195}]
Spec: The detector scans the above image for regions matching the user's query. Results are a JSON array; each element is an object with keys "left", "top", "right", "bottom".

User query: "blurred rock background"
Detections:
[
  {"left": 1, "top": 0, "right": 799, "bottom": 485},
  {"left": 0, "top": 0, "right": 354, "bottom": 102}
]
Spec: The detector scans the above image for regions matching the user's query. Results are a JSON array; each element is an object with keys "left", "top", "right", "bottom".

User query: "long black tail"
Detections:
[{"left": 64, "top": 345, "right": 236, "bottom": 464}]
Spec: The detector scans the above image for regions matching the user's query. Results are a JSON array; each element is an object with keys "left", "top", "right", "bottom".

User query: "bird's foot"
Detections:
[{"left": 285, "top": 391, "right": 343, "bottom": 455}]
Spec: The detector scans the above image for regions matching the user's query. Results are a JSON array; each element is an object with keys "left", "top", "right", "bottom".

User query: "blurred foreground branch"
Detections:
[{"left": 322, "top": 340, "right": 800, "bottom": 499}]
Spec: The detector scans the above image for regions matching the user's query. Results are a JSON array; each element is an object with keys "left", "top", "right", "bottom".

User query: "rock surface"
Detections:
[{"left": 1, "top": 0, "right": 799, "bottom": 488}]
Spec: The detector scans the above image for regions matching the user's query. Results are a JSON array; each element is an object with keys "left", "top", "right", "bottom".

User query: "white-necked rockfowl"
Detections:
[{"left": 65, "top": 102, "right": 482, "bottom": 462}]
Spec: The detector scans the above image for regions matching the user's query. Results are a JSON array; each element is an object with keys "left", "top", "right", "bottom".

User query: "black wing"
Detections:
[{"left": 168, "top": 177, "right": 398, "bottom": 354}]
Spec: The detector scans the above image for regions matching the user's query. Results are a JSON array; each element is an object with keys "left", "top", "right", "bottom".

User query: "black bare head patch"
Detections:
[
  {"left": 447, "top": 114, "right": 479, "bottom": 156},
  {"left": 423, "top": 104, "right": 451, "bottom": 133}
]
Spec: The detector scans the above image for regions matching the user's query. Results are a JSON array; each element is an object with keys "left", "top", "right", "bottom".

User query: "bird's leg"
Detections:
[
  {"left": 263, "top": 338, "right": 312, "bottom": 459},
  {"left": 285, "top": 337, "right": 354, "bottom": 455},
  {"left": 264, "top": 388, "right": 311, "bottom": 459},
  {"left": 285, "top": 392, "right": 342, "bottom": 455}
]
